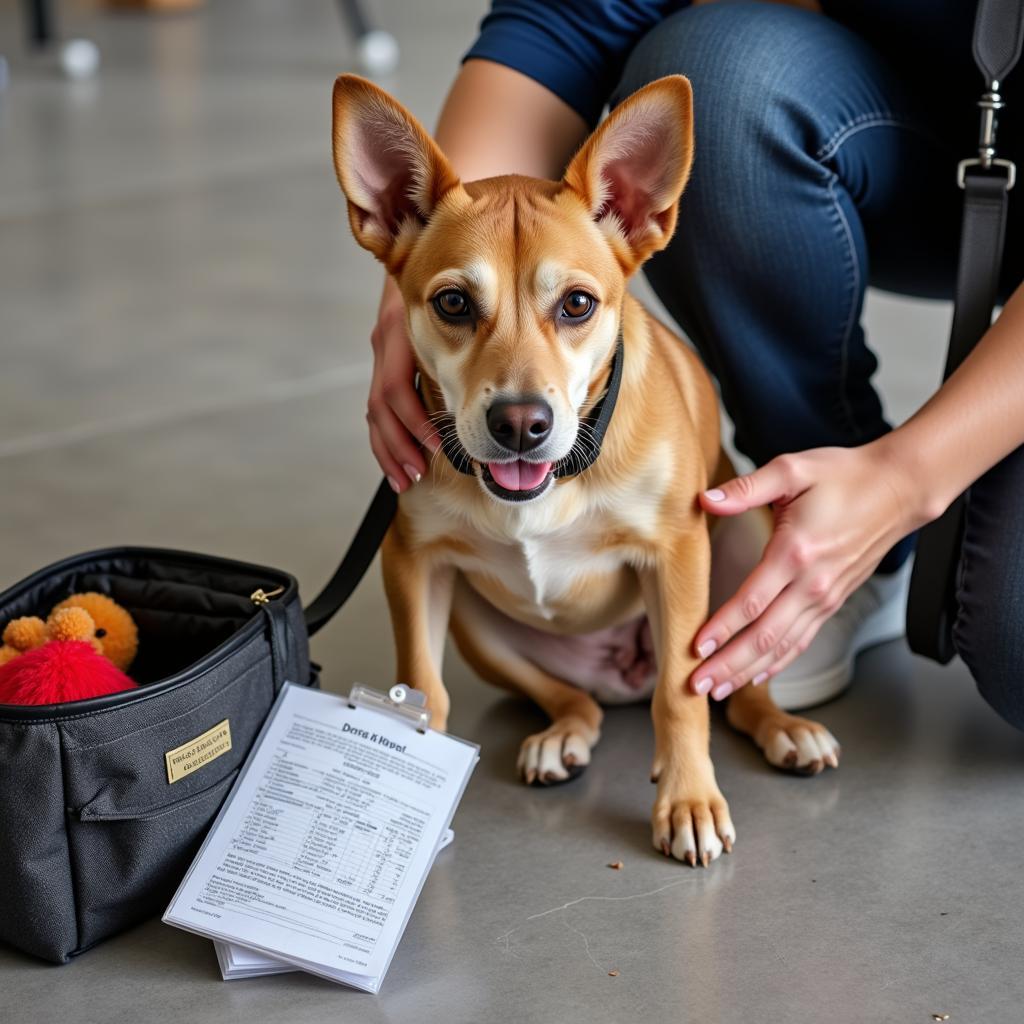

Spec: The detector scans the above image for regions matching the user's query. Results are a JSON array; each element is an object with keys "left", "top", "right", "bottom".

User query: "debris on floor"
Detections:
[{"left": 607, "top": 861, "right": 624, "bottom": 870}]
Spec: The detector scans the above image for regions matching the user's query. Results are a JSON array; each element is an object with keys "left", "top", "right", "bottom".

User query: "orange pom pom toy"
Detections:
[
  {"left": 0, "top": 616, "right": 49, "bottom": 666},
  {"left": 50, "top": 592, "right": 139, "bottom": 671}
]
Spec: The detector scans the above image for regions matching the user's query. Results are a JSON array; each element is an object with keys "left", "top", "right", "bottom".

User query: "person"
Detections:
[{"left": 362, "top": 0, "right": 1024, "bottom": 724}]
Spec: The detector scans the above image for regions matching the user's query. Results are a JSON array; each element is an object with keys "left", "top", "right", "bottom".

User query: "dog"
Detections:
[{"left": 331, "top": 73, "right": 840, "bottom": 866}]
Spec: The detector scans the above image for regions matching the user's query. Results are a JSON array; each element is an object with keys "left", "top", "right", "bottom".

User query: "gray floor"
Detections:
[{"left": 1, "top": 2, "right": 1021, "bottom": 1022}]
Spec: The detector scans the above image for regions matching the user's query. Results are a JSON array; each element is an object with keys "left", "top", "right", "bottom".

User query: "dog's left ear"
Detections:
[
  {"left": 562, "top": 75, "right": 694, "bottom": 269},
  {"left": 332, "top": 74, "right": 461, "bottom": 271}
]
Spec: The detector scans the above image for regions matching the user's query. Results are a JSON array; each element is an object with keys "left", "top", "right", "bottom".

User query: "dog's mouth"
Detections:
[{"left": 481, "top": 460, "right": 554, "bottom": 502}]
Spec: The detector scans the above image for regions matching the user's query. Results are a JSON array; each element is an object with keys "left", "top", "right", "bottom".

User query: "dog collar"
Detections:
[{"left": 432, "top": 331, "right": 625, "bottom": 480}]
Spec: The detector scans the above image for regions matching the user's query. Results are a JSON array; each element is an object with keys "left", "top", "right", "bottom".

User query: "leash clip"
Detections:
[
  {"left": 957, "top": 157, "right": 1016, "bottom": 191},
  {"left": 958, "top": 79, "right": 1015, "bottom": 190}
]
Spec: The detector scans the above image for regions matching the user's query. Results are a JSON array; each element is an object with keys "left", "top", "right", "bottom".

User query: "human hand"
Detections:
[
  {"left": 689, "top": 440, "right": 932, "bottom": 699},
  {"left": 367, "top": 276, "right": 439, "bottom": 492}
]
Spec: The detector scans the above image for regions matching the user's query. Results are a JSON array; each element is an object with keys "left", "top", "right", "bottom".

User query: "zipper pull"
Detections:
[{"left": 250, "top": 585, "right": 285, "bottom": 606}]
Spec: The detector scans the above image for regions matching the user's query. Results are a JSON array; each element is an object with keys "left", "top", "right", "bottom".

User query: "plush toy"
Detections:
[
  {"left": 0, "top": 591, "right": 139, "bottom": 671},
  {"left": 0, "top": 593, "right": 139, "bottom": 705},
  {"left": 50, "top": 592, "right": 139, "bottom": 671},
  {"left": 0, "top": 616, "right": 49, "bottom": 666}
]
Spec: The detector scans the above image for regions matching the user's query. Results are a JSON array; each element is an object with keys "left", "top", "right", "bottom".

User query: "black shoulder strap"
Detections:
[
  {"left": 907, "top": 0, "right": 1023, "bottom": 662},
  {"left": 973, "top": 0, "right": 1024, "bottom": 85},
  {"left": 303, "top": 477, "right": 397, "bottom": 636}
]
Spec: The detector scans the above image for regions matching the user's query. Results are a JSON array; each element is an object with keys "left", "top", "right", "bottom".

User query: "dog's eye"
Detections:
[
  {"left": 433, "top": 289, "right": 471, "bottom": 322},
  {"left": 560, "top": 291, "right": 594, "bottom": 320}
]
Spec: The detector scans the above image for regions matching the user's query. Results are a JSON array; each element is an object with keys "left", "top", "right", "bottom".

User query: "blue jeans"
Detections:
[{"left": 614, "top": 2, "right": 1024, "bottom": 727}]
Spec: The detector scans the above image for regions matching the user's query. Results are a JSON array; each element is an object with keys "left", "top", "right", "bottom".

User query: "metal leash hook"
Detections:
[{"left": 958, "top": 77, "right": 1017, "bottom": 189}]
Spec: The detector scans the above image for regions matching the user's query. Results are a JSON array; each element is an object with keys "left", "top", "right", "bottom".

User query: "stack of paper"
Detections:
[
  {"left": 212, "top": 829, "right": 454, "bottom": 980},
  {"left": 164, "top": 685, "right": 478, "bottom": 992}
]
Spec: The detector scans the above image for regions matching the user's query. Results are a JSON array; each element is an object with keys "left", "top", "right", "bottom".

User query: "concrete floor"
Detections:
[{"left": 2, "top": 2, "right": 1023, "bottom": 1021}]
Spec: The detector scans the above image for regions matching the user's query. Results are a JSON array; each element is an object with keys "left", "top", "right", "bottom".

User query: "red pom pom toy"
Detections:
[{"left": 0, "top": 604, "right": 137, "bottom": 705}]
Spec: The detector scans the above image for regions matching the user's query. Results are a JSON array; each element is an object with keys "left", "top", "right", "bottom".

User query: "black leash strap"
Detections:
[
  {"left": 907, "top": 0, "right": 1023, "bottom": 662},
  {"left": 303, "top": 477, "right": 397, "bottom": 637},
  {"left": 302, "top": 335, "right": 626, "bottom": 636}
]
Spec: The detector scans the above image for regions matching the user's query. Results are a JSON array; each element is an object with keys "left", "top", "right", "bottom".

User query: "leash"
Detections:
[
  {"left": 907, "top": 0, "right": 1023, "bottom": 662},
  {"left": 304, "top": 332, "right": 625, "bottom": 636}
]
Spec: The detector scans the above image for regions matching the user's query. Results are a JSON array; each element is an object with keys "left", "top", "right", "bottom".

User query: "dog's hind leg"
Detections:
[
  {"left": 726, "top": 683, "right": 841, "bottom": 776},
  {"left": 449, "top": 578, "right": 603, "bottom": 786}
]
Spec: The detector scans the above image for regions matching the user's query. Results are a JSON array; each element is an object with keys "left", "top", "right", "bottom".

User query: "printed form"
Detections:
[{"left": 163, "top": 684, "right": 478, "bottom": 991}]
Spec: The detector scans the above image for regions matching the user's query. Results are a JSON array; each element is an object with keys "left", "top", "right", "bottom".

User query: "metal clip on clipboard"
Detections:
[{"left": 347, "top": 684, "right": 431, "bottom": 733}]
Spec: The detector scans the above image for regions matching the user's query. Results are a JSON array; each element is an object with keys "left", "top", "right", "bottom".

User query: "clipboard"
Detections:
[
  {"left": 348, "top": 683, "right": 432, "bottom": 732},
  {"left": 163, "top": 680, "right": 479, "bottom": 991}
]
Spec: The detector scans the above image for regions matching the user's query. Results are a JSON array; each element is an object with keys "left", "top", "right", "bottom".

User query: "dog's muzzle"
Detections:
[{"left": 433, "top": 331, "right": 625, "bottom": 491}]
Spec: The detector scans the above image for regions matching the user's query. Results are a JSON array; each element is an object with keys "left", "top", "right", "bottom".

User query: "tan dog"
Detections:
[{"left": 332, "top": 73, "right": 839, "bottom": 866}]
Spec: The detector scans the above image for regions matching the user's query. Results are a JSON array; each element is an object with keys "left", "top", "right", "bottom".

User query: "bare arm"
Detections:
[
  {"left": 368, "top": 60, "right": 588, "bottom": 491},
  {"left": 436, "top": 59, "right": 588, "bottom": 180},
  {"left": 889, "top": 280, "right": 1024, "bottom": 519}
]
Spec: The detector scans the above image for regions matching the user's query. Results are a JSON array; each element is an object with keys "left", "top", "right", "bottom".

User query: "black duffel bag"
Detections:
[{"left": 0, "top": 483, "right": 396, "bottom": 963}]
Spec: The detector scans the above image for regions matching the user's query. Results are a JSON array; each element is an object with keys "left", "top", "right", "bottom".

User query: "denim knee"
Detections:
[
  {"left": 615, "top": 2, "right": 900, "bottom": 185},
  {"left": 955, "top": 559, "right": 1024, "bottom": 732},
  {"left": 619, "top": 3, "right": 825, "bottom": 90},
  {"left": 617, "top": 3, "right": 838, "bottom": 153}
]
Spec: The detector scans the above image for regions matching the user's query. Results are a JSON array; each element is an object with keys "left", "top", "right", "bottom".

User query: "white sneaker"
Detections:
[{"left": 768, "top": 558, "right": 912, "bottom": 711}]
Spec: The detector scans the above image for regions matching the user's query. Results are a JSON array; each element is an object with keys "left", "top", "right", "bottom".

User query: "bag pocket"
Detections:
[{"left": 67, "top": 767, "right": 239, "bottom": 952}]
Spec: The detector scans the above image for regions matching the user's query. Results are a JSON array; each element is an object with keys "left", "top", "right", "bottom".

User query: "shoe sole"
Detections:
[{"left": 768, "top": 590, "right": 907, "bottom": 711}]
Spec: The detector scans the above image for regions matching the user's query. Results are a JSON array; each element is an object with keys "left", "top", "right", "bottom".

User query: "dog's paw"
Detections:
[
  {"left": 755, "top": 713, "right": 840, "bottom": 775},
  {"left": 517, "top": 719, "right": 598, "bottom": 786},
  {"left": 651, "top": 776, "right": 735, "bottom": 867}
]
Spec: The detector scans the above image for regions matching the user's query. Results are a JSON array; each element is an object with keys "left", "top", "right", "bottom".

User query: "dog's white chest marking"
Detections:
[
  {"left": 405, "top": 444, "right": 670, "bottom": 620},
  {"left": 460, "top": 530, "right": 625, "bottom": 618}
]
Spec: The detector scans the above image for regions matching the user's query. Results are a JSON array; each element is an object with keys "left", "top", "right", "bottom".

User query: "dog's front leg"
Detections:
[
  {"left": 640, "top": 529, "right": 735, "bottom": 866},
  {"left": 381, "top": 527, "right": 455, "bottom": 732}
]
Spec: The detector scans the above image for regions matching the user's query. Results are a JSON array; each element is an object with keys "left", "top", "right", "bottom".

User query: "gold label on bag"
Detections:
[{"left": 165, "top": 719, "right": 232, "bottom": 784}]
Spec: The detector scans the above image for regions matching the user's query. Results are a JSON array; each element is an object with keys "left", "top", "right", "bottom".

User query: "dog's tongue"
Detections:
[{"left": 488, "top": 460, "right": 552, "bottom": 491}]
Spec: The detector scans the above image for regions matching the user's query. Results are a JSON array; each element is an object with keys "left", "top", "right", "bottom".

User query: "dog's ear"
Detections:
[
  {"left": 332, "top": 74, "right": 461, "bottom": 270},
  {"left": 562, "top": 75, "right": 693, "bottom": 269}
]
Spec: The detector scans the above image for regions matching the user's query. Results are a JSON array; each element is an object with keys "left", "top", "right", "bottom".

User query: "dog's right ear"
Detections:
[
  {"left": 332, "top": 75, "right": 461, "bottom": 271},
  {"left": 562, "top": 75, "right": 694, "bottom": 271}
]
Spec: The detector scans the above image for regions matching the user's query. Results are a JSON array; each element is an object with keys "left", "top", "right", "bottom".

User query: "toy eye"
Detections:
[
  {"left": 433, "top": 288, "right": 472, "bottom": 322},
  {"left": 95, "top": 628, "right": 107, "bottom": 638},
  {"left": 560, "top": 291, "right": 595, "bottom": 320}
]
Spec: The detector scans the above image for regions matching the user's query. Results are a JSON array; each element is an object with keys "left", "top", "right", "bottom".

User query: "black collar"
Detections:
[{"left": 431, "top": 330, "right": 625, "bottom": 480}]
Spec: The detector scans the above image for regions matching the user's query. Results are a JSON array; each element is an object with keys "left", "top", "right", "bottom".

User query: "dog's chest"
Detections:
[
  {"left": 455, "top": 529, "right": 628, "bottom": 619},
  {"left": 405, "top": 488, "right": 645, "bottom": 622}
]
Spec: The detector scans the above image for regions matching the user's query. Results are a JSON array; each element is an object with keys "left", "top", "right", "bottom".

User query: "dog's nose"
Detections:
[{"left": 486, "top": 399, "right": 553, "bottom": 452}]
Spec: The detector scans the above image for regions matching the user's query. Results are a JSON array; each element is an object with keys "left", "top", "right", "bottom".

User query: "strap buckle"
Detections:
[{"left": 957, "top": 157, "right": 1016, "bottom": 191}]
